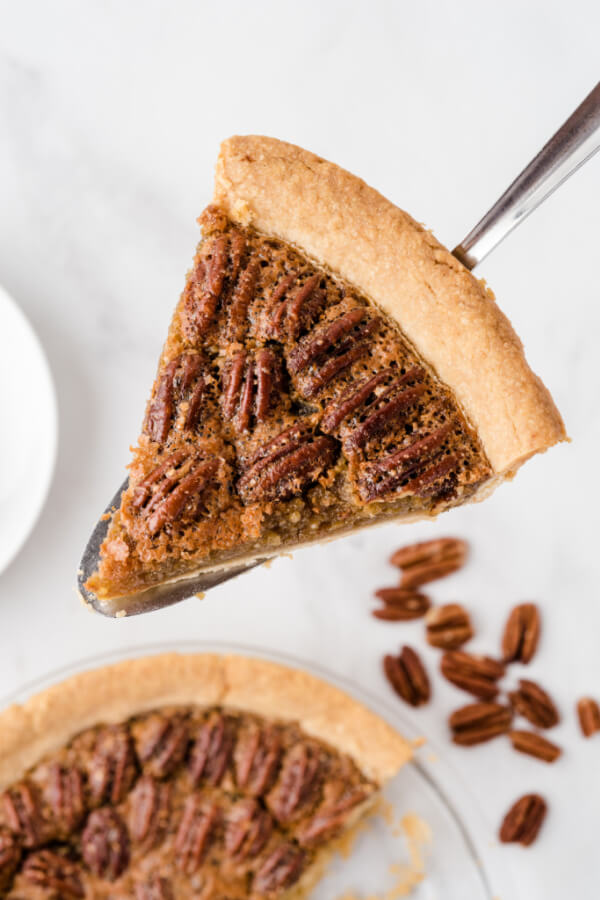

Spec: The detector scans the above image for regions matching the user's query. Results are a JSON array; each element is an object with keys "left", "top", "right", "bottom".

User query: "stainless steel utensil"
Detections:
[{"left": 78, "top": 81, "right": 600, "bottom": 617}]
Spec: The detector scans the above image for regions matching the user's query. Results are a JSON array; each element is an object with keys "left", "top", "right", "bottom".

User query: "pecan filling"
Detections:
[
  {"left": 0, "top": 708, "right": 374, "bottom": 899},
  {"left": 88, "top": 208, "right": 491, "bottom": 598}
]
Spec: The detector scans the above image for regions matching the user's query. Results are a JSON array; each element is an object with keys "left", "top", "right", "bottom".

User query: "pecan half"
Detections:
[
  {"left": 300, "top": 316, "right": 381, "bottom": 398},
  {"left": 508, "top": 680, "right": 559, "bottom": 729},
  {"left": 501, "top": 603, "right": 540, "bottom": 664},
  {"left": 182, "top": 232, "right": 239, "bottom": 339},
  {"left": 144, "top": 352, "right": 207, "bottom": 442},
  {"left": 2, "top": 781, "right": 45, "bottom": 847},
  {"left": 425, "top": 603, "right": 473, "bottom": 650},
  {"left": 321, "top": 367, "right": 402, "bottom": 433},
  {"left": 189, "top": 712, "right": 234, "bottom": 787},
  {"left": 253, "top": 843, "right": 306, "bottom": 895},
  {"left": 88, "top": 726, "right": 137, "bottom": 807},
  {"left": 266, "top": 273, "right": 327, "bottom": 341},
  {"left": 390, "top": 538, "right": 468, "bottom": 588},
  {"left": 237, "top": 425, "right": 338, "bottom": 503},
  {"left": 383, "top": 646, "right": 430, "bottom": 707},
  {"left": 81, "top": 807, "right": 130, "bottom": 880},
  {"left": 372, "top": 587, "right": 431, "bottom": 621},
  {"left": 356, "top": 421, "right": 455, "bottom": 502},
  {"left": 129, "top": 776, "right": 170, "bottom": 850},
  {"left": 499, "top": 794, "right": 547, "bottom": 846},
  {"left": 577, "top": 697, "right": 600, "bottom": 737},
  {"left": 224, "top": 798, "right": 273, "bottom": 861},
  {"left": 131, "top": 451, "right": 220, "bottom": 535},
  {"left": 344, "top": 384, "right": 425, "bottom": 453},
  {"left": 267, "top": 743, "right": 322, "bottom": 824},
  {"left": 0, "top": 827, "right": 20, "bottom": 893},
  {"left": 288, "top": 307, "right": 366, "bottom": 374},
  {"left": 449, "top": 702, "right": 513, "bottom": 746},
  {"left": 226, "top": 258, "right": 260, "bottom": 342},
  {"left": 234, "top": 723, "right": 281, "bottom": 796},
  {"left": 509, "top": 731, "right": 562, "bottom": 763},
  {"left": 135, "top": 875, "right": 175, "bottom": 900},
  {"left": 174, "top": 796, "right": 219, "bottom": 875},
  {"left": 22, "top": 850, "right": 84, "bottom": 898},
  {"left": 440, "top": 651, "right": 504, "bottom": 701},
  {"left": 297, "top": 786, "right": 368, "bottom": 847},
  {"left": 222, "top": 348, "right": 282, "bottom": 432},
  {"left": 133, "top": 713, "right": 189, "bottom": 779},
  {"left": 44, "top": 763, "right": 86, "bottom": 837}
]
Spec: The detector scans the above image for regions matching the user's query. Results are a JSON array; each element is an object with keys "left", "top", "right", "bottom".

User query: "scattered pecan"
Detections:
[
  {"left": 144, "top": 352, "right": 207, "bottom": 442},
  {"left": 509, "top": 731, "right": 561, "bottom": 763},
  {"left": 425, "top": 603, "right": 474, "bottom": 650},
  {"left": 224, "top": 798, "right": 273, "bottom": 861},
  {"left": 133, "top": 713, "right": 189, "bottom": 779},
  {"left": 297, "top": 786, "right": 368, "bottom": 847},
  {"left": 135, "top": 875, "right": 175, "bottom": 900},
  {"left": 253, "top": 842, "right": 306, "bottom": 895},
  {"left": 508, "top": 680, "right": 559, "bottom": 729},
  {"left": 189, "top": 712, "right": 234, "bottom": 786},
  {"left": 383, "top": 646, "right": 431, "bottom": 707},
  {"left": 577, "top": 697, "right": 600, "bottom": 738},
  {"left": 440, "top": 651, "right": 504, "bottom": 701},
  {"left": 0, "top": 827, "right": 20, "bottom": 893},
  {"left": 128, "top": 776, "right": 170, "bottom": 850},
  {"left": 222, "top": 348, "right": 282, "bottom": 432},
  {"left": 81, "top": 807, "right": 130, "bottom": 880},
  {"left": 88, "top": 726, "right": 137, "bottom": 807},
  {"left": 372, "top": 587, "right": 431, "bottom": 621},
  {"left": 131, "top": 450, "right": 220, "bottom": 535},
  {"left": 449, "top": 702, "right": 513, "bottom": 746},
  {"left": 499, "top": 794, "right": 547, "bottom": 846},
  {"left": 237, "top": 425, "right": 338, "bottom": 503},
  {"left": 267, "top": 743, "right": 322, "bottom": 824},
  {"left": 174, "top": 795, "right": 219, "bottom": 875},
  {"left": 501, "top": 603, "right": 540, "bottom": 664},
  {"left": 2, "top": 781, "right": 46, "bottom": 847},
  {"left": 44, "top": 763, "right": 86, "bottom": 837},
  {"left": 22, "top": 850, "right": 84, "bottom": 898},
  {"left": 234, "top": 723, "right": 281, "bottom": 796},
  {"left": 390, "top": 538, "right": 468, "bottom": 588},
  {"left": 288, "top": 307, "right": 366, "bottom": 374}
]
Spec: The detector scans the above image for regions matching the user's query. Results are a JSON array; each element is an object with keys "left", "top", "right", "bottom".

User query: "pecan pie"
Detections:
[
  {"left": 85, "top": 136, "right": 565, "bottom": 602},
  {"left": 0, "top": 654, "right": 410, "bottom": 899}
]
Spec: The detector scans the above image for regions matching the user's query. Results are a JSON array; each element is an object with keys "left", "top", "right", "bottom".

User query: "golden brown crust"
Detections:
[
  {"left": 214, "top": 135, "right": 566, "bottom": 474},
  {"left": 0, "top": 653, "right": 411, "bottom": 789}
]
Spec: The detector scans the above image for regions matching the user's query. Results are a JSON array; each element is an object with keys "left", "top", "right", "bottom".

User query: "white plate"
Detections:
[
  {"left": 1, "top": 642, "right": 518, "bottom": 900},
  {"left": 0, "top": 284, "right": 57, "bottom": 574}
]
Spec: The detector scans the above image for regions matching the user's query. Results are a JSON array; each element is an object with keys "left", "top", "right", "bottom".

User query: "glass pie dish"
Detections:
[{"left": 0, "top": 641, "right": 518, "bottom": 900}]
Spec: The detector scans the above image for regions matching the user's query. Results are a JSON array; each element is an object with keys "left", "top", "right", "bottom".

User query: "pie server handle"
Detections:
[
  {"left": 78, "top": 81, "right": 600, "bottom": 617},
  {"left": 453, "top": 80, "right": 600, "bottom": 268}
]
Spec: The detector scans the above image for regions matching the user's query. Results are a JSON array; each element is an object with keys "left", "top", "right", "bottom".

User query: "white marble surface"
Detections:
[{"left": 1, "top": 1, "right": 599, "bottom": 896}]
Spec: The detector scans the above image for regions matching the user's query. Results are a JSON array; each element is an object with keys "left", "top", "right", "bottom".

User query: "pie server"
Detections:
[{"left": 78, "top": 81, "right": 600, "bottom": 618}]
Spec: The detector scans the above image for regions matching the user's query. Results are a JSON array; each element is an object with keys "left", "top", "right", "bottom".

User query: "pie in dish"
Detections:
[
  {"left": 0, "top": 652, "right": 411, "bottom": 898},
  {"left": 85, "top": 136, "right": 565, "bottom": 601}
]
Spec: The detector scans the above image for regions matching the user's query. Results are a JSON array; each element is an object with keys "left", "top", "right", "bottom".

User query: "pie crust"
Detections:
[
  {"left": 215, "top": 135, "right": 566, "bottom": 475},
  {"left": 0, "top": 653, "right": 410, "bottom": 789}
]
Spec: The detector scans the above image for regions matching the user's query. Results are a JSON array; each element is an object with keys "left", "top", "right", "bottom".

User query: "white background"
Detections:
[{"left": 1, "top": 1, "right": 599, "bottom": 896}]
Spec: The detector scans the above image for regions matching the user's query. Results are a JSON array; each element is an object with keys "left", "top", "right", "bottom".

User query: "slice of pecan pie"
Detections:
[
  {"left": 0, "top": 653, "right": 411, "bottom": 898},
  {"left": 86, "top": 136, "right": 565, "bottom": 601}
]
